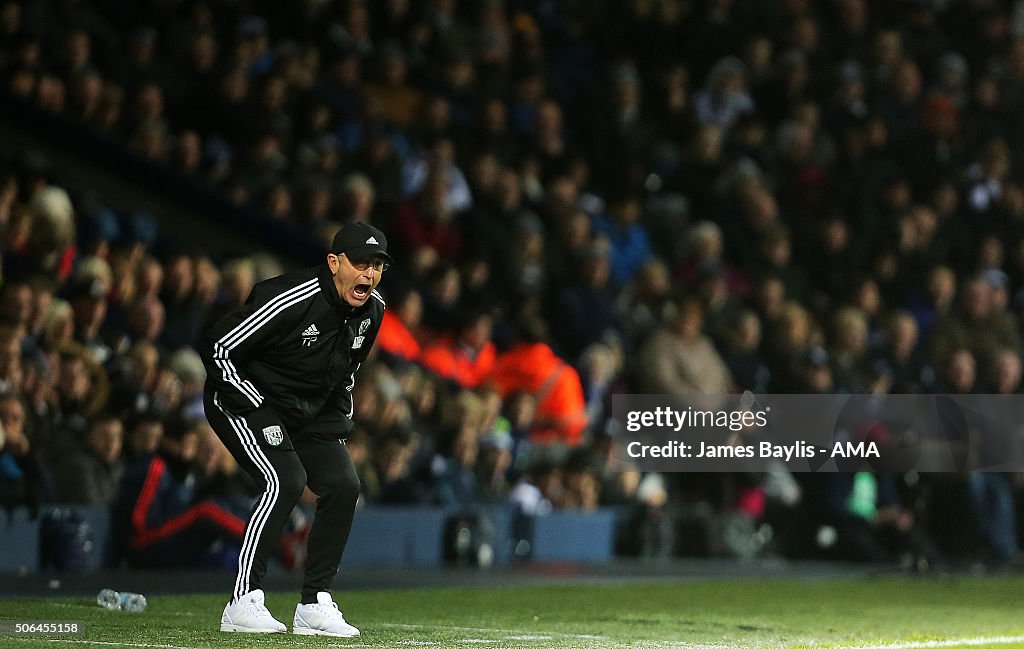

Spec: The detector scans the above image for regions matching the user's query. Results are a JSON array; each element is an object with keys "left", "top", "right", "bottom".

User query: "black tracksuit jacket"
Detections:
[{"left": 200, "top": 265, "right": 384, "bottom": 438}]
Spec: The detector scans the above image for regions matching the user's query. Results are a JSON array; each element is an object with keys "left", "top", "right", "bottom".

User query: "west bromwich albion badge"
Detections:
[{"left": 263, "top": 425, "right": 284, "bottom": 446}]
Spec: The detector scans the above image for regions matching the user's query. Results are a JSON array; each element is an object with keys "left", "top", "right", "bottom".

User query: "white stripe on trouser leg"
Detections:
[
  {"left": 214, "top": 394, "right": 279, "bottom": 601},
  {"left": 221, "top": 404, "right": 277, "bottom": 601},
  {"left": 220, "top": 402, "right": 278, "bottom": 601},
  {"left": 232, "top": 414, "right": 282, "bottom": 601},
  {"left": 214, "top": 394, "right": 274, "bottom": 601}
]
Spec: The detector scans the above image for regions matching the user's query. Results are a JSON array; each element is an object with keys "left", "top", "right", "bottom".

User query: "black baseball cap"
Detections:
[{"left": 330, "top": 222, "right": 394, "bottom": 264}]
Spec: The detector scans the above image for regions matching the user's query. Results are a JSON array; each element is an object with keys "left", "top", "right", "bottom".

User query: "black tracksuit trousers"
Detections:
[{"left": 204, "top": 389, "right": 360, "bottom": 604}]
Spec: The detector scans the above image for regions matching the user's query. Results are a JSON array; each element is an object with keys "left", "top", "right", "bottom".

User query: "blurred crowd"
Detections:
[{"left": 3, "top": 0, "right": 1024, "bottom": 570}]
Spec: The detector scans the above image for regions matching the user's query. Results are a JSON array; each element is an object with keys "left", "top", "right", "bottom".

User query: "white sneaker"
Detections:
[
  {"left": 293, "top": 592, "right": 361, "bottom": 637},
  {"left": 220, "top": 589, "right": 286, "bottom": 633}
]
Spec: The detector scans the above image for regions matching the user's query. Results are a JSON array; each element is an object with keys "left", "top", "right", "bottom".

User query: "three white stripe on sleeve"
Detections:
[{"left": 212, "top": 278, "right": 321, "bottom": 408}]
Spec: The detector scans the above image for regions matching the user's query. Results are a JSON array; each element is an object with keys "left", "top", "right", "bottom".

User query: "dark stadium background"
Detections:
[{"left": 1, "top": 0, "right": 1024, "bottom": 582}]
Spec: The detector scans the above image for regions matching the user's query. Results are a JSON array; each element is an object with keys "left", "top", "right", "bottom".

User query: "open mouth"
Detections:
[{"left": 352, "top": 282, "right": 371, "bottom": 301}]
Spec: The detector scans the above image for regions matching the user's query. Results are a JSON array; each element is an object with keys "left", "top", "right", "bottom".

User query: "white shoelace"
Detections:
[
  {"left": 242, "top": 598, "right": 275, "bottom": 620},
  {"left": 311, "top": 601, "right": 346, "bottom": 621}
]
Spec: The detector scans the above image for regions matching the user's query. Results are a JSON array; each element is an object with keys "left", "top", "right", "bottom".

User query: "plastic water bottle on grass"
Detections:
[
  {"left": 96, "top": 588, "right": 119, "bottom": 610},
  {"left": 96, "top": 589, "right": 147, "bottom": 612},
  {"left": 120, "top": 592, "right": 147, "bottom": 612}
]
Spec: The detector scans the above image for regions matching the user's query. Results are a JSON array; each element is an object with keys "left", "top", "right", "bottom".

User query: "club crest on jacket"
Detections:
[{"left": 263, "top": 425, "right": 284, "bottom": 446}]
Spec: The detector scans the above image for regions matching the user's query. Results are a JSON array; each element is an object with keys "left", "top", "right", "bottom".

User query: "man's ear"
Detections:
[{"left": 327, "top": 253, "right": 339, "bottom": 274}]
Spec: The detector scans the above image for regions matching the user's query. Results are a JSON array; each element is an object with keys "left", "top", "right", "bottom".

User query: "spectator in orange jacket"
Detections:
[
  {"left": 486, "top": 316, "right": 588, "bottom": 446},
  {"left": 377, "top": 287, "right": 423, "bottom": 362},
  {"left": 420, "top": 309, "right": 496, "bottom": 388}
]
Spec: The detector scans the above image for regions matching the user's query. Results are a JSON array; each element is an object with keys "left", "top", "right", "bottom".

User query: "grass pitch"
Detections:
[{"left": 2, "top": 576, "right": 1023, "bottom": 648}]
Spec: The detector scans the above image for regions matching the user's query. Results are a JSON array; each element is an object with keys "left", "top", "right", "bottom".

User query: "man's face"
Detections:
[
  {"left": 0, "top": 398, "right": 27, "bottom": 455},
  {"left": 89, "top": 419, "right": 123, "bottom": 463},
  {"left": 329, "top": 253, "right": 384, "bottom": 307}
]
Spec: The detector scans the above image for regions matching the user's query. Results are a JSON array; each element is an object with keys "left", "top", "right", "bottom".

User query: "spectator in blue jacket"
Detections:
[{"left": 591, "top": 195, "right": 652, "bottom": 287}]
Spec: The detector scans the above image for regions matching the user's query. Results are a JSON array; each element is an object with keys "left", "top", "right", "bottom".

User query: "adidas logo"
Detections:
[
  {"left": 365, "top": 236, "right": 378, "bottom": 245},
  {"left": 302, "top": 324, "right": 319, "bottom": 337}
]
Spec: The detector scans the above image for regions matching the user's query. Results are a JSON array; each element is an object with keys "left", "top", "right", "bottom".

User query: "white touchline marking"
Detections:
[
  {"left": 24, "top": 640, "right": 213, "bottom": 649},
  {"left": 380, "top": 624, "right": 741, "bottom": 648},
  {"left": 577, "top": 639, "right": 1024, "bottom": 649},
  {"left": 820, "top": 635, "right": 1024, "bottom": 649},
  {"left": 377, "top": 622, "right": 610, "bottom": 641},
  {"left": 25, "top": 638, "right": 370, "bottom": 649},
  {"left": 630, "top": 638, "right": 737, "bottom": 642},
  {"left": 384, "top": 633, "right": 1024, "bottom": 649}
]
